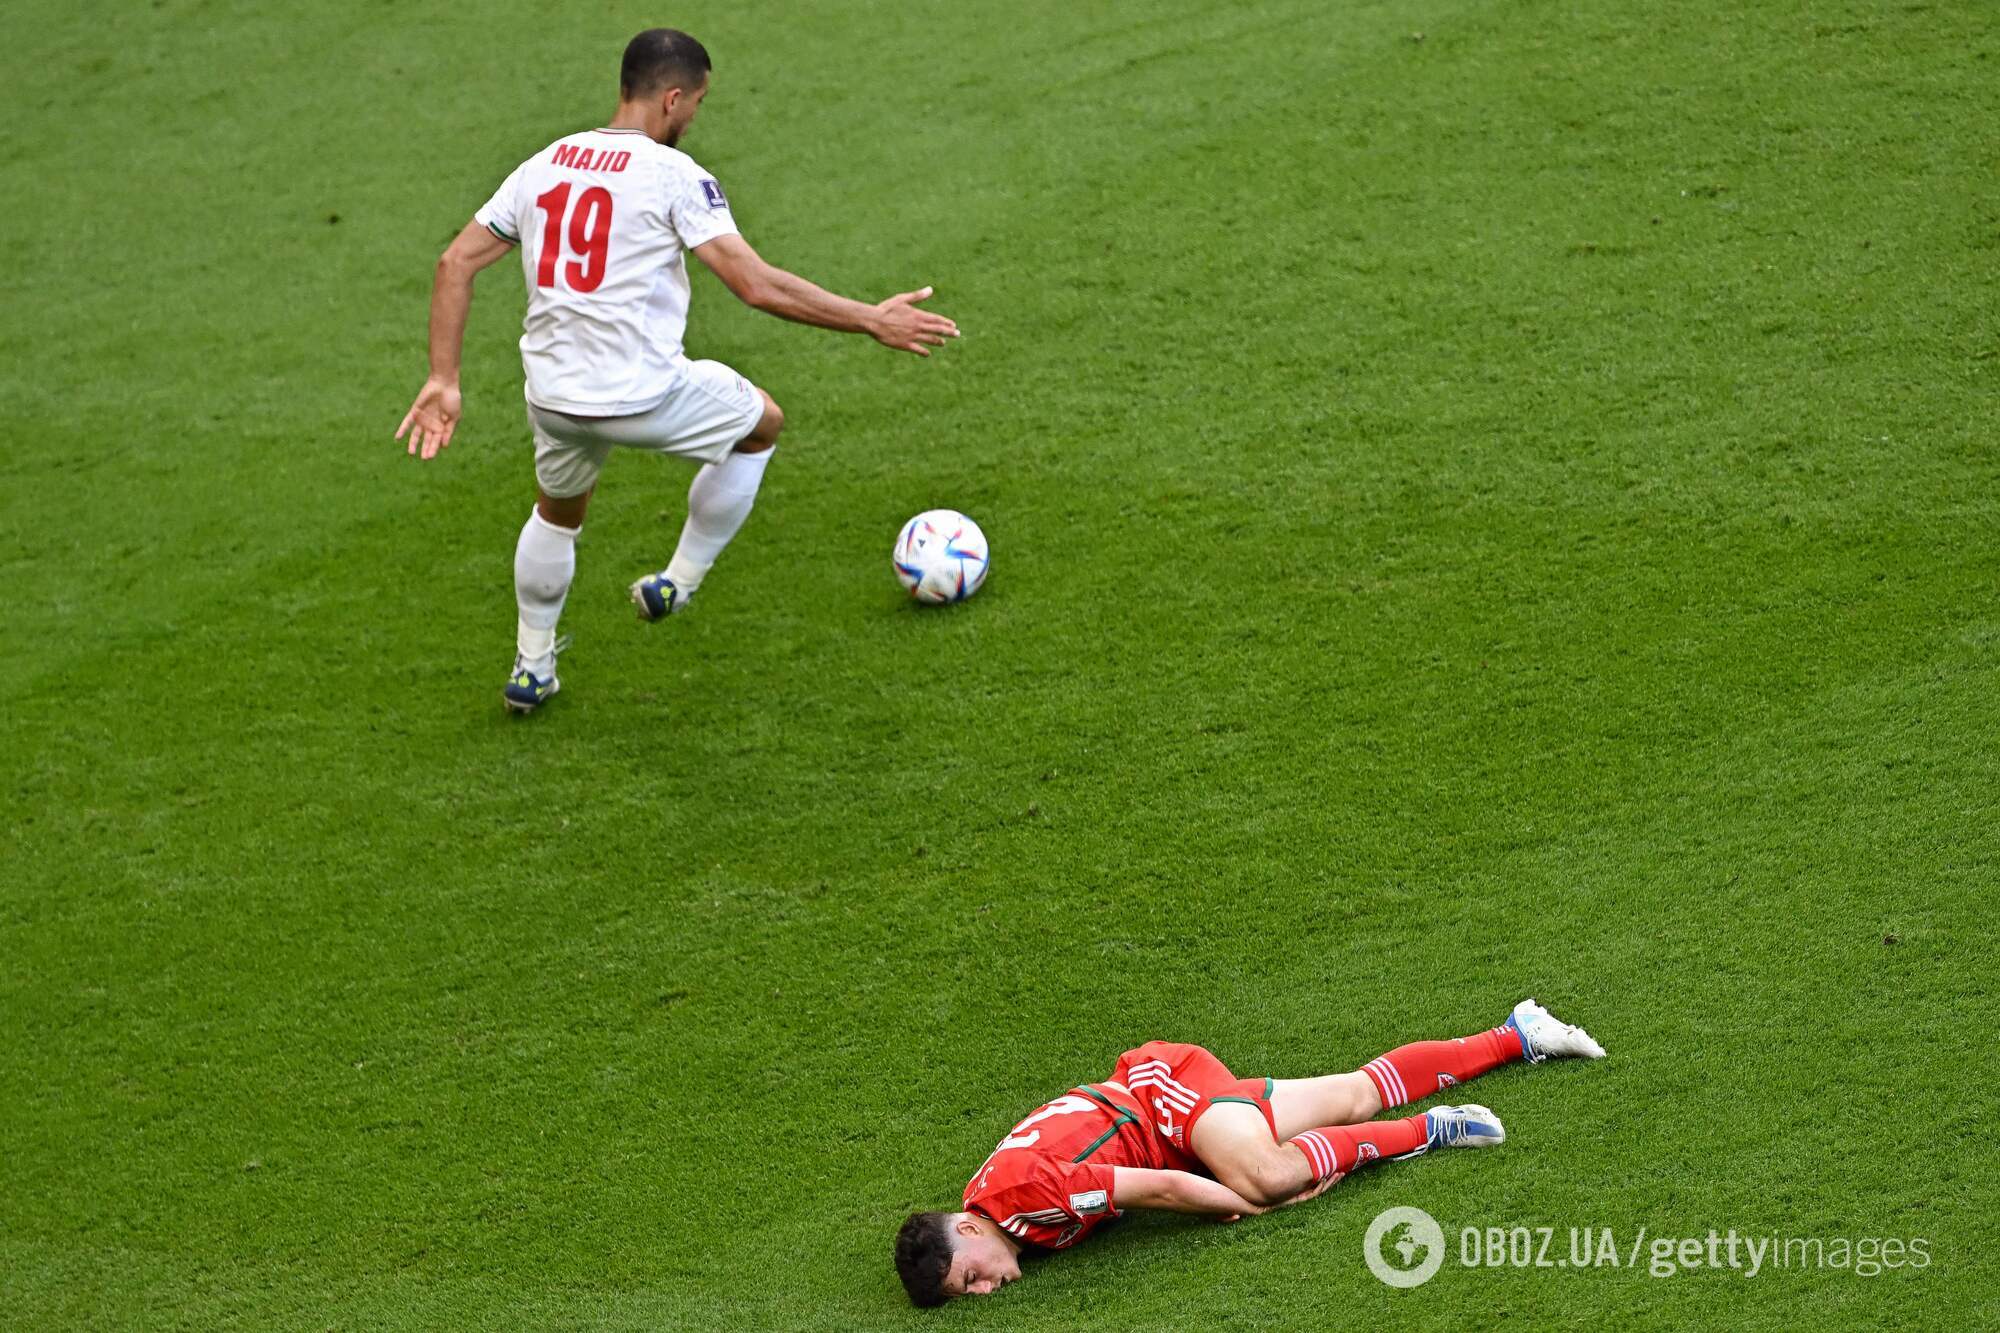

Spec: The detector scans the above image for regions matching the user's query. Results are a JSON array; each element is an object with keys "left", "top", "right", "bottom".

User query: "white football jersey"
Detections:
[{"left": 474, "top": 128, "right": 739, "bottom": 415}]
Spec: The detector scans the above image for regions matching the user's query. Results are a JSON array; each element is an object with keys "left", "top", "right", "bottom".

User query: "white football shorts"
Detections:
[{"left": 526, "top": 359, "right": 764, "bottom": 499}]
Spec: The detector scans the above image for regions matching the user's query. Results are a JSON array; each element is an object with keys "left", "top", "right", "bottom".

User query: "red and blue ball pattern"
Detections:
[{"left": 892, "top": 509, "right": 990, "bottom": 605}]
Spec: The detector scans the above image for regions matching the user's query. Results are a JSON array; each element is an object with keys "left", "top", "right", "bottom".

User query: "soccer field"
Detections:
[{"left": 4, "top": 0, "right": 1997, "bottom": 1326}]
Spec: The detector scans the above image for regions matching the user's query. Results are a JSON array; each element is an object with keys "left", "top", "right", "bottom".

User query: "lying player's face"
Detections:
[
  {"left": 944, "top": 1226, "right": 1022, "bottom": 1298},
  {"left": 664, "top": 77, "right": 709, "bottom": 147}
]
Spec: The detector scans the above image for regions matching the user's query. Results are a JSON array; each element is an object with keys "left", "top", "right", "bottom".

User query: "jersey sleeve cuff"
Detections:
[
  {"left": 676, "top": 219, "right": 739, "bottom": 251},
  {"left": 480, "top": 216, "right": 520, "bottom": 244}
]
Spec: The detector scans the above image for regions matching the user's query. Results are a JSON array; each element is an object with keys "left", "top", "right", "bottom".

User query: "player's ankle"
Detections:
[
  {"left": 662, "top": 559, "right": 705, "bottom": 598},
  {"left": 518, "top": 620, "right": 558, "bottom": 667}
]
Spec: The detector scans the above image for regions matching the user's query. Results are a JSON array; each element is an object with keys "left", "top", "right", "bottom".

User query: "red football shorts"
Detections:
[{"left": 1109, "top": 1041, "right": 1278, "bottom": 1172}]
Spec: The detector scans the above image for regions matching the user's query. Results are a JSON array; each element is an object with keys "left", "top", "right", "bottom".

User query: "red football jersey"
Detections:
[
  {"left": 962, "top": 1083, "right": 1162, "bottom": 1250},
  {"left": 962, "top": 1043, "right": 1280, "bottom": 1251}
]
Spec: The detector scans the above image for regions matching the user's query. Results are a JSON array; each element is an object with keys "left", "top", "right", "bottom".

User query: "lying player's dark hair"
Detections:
[
  {"left": 894, "top": 1212, "right": 955, "bottom": 1308},
  {"left": 620, "top": 28, "right": 711, "bottom": 99}
]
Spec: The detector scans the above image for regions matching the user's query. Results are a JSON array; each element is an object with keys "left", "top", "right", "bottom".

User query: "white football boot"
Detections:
[{"left": 1504, "top": 998, "right": 1607, "bottom": 1064}]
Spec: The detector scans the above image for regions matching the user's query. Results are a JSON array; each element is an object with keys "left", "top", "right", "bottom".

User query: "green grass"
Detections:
[{"left": 3, "top": 0, "right": 1997, "bottom": 1326}]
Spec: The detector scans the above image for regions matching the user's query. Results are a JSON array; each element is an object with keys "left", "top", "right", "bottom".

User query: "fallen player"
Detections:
[{"left": 894, "top": 999, "right": 1605, "bottom": 1304}]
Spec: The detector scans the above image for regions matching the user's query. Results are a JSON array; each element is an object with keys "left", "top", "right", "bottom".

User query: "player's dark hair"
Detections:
[
  {"left": 620, "top": 28, "right": 711, "bottom": 99},
  {"left": 894, "top": 1212, "right": 956, "bottom": 1308}
]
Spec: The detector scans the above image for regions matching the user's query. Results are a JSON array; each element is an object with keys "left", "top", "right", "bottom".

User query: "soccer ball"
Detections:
[{"left": 892, "top": 509, "right": 990, "bottom": 605}]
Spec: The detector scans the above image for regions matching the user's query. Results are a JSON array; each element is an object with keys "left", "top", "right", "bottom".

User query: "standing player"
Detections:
[
  {"left": 396, "top": 29, "right": 959, "bottom": 712},
  {"left": 894, "top": 999, "right": 1606, "bottom": 1305}
]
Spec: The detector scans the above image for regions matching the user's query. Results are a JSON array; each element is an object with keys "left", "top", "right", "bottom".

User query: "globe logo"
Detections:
[{"left": 1364, "top": 1206, "right": 1445, "bottom": 1288}]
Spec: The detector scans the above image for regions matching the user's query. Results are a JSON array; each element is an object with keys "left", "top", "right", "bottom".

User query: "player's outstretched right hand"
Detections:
[
  {"left": 870, "top": 286, "right": 960, "bottom": 357},
  {"left": 397, "top": 376, "right": 464, "bottom": 460}
]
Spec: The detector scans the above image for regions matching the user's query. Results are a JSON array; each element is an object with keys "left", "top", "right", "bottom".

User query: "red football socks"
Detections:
[
  {"left": 1361, "top": 1026, "right": 1525, "bottom": 1108},
  {"left": 1290, "top": 1115, "right": 1429, "bottom": 1183}
]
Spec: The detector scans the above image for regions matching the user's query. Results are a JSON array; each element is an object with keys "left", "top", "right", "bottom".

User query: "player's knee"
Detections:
[
  {"left": 1238, "top": 1154, "right": 1302, "bottom": 1208},
  {"left": 1343, "top": 1072, "right": 1385, "bottom": 1121},
  {"left": 535, "top": 488, "right": 591, "bottom": 530},
  {"left": 745, "top": 390, "right": 784, "bottom": 445}
]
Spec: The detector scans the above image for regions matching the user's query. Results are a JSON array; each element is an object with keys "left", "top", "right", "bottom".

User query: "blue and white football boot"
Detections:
[
  {"left": 629, "top": 570, "right": 690, "bottom": 623},
  {"left": 1422, "top": 1104, "right": 1507, "bottom": 1151},
  {"left": 1504, "top": 998, "right": 1607, "bottom": 1064},
  {"left": 502, "top": 635, "right": 569, "bottom": 714}
]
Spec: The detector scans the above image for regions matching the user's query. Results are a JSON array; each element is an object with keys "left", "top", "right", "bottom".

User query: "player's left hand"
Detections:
[
  {"left": 397, "top": 376, "right": 463, "bottom": 459},
  {"left": 869, "top": 286, "right": 959, "bottom": 356}
]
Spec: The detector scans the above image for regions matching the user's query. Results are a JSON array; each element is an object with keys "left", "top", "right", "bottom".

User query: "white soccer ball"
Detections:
[{"left": 892, "top": 509, "right": 990, "bottom": 605}]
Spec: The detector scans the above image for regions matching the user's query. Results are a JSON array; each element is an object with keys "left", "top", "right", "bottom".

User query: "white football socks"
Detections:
[
  {"left": 663, "top": 447, "right": 774, "bottom": 597},
  {"left": 514, "top": 508, "right": 578, "bottom": 675}
]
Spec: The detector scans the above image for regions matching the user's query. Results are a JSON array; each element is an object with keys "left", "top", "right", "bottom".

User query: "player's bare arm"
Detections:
[
  {"left": 694, "top": 233, "right": 959, "bottom": 356},
  {"left": 1111, "top": 1167, "right": 1276, "bottom": 1218},
  {"left": 397, "top": 221, "right": 516, "bottom": 459}
]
